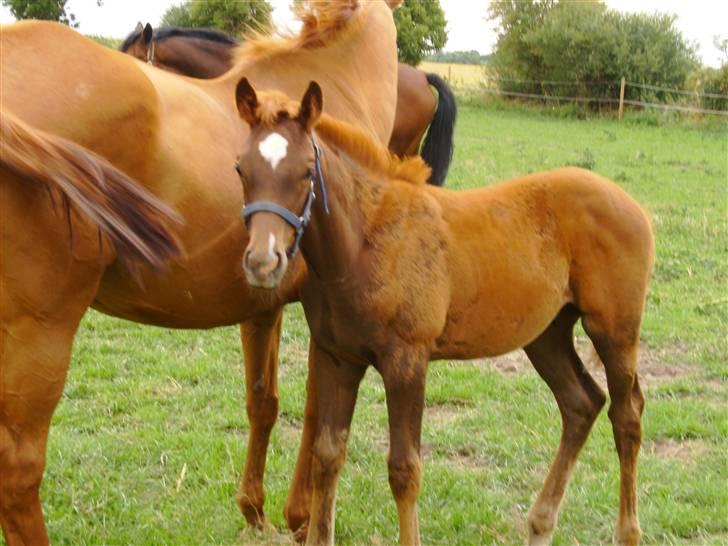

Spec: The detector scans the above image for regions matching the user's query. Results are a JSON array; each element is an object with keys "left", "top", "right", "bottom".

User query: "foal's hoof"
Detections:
[
  {"left": 285, "top": 508, "right": 310, "bottom": 544},
  {"left": 237, "top": 494, "right": 266, "bottom": 529},
  {"left": 291, "top": 521, "right": 308, "bottom": 545}
]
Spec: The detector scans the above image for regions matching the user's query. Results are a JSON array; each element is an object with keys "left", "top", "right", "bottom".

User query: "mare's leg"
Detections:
[
  {"left": 237, "top": 307, "right": 283, "bottom": 527},
  {"left": 1, "top": 175, "right": 106, "bottom": 545},
  {"left": 284, "top": 338, "right": 319, "bottom": 543},
  {"left": 583, "top": 314, "right": 644, "bottom": 546},
  {"left": 523, "top": 306, "right": 607, "bottom": 546},
  {"left": 305, "top": 344, "right": 365, "bottom": 546},
  {"left": 380, "top": 349, "right": 428, "bottom": 546}
]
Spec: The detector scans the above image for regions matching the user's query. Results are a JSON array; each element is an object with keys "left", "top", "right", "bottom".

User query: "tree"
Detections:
[
  {"left": 1, "top": 0, "right": 102, "bottom": 28},
  {"left": 487, "top": 0, "right": 556, "bottom": 88},
  {"left": 394, "top": 0, "right": 447, "bottom": 66},
  {"left": 488, "top": 0, "right": 699, "bottom": 104},
  {"left": 160, "top": 0, "right": 272, "bottom": 37}
]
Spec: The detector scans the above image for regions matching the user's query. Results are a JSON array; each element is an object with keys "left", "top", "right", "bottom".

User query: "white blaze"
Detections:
[
  {"left": 258, "top": 132, "right": 288, "bottom": 170},
  {"left": 268, "top": 233, "right": 276, "bottom": 257}
]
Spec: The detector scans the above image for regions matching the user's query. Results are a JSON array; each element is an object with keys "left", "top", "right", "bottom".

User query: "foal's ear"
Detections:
[
  {"left": 298, "top": 81, "right": 323, "bottom": 131},
  {"left": 142, "top": 23, "right": 153, "bottom": 45},
  {"left": 135, "top": 21, "right": 143, "bottom": 33},
  {"left": 236, "top": 78, "right": 260, "bottom": 126}
]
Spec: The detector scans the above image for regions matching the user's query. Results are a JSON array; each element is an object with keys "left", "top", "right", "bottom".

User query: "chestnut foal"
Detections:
[{"left": 234, "top": 80, "right": 654, "bottom": 546}]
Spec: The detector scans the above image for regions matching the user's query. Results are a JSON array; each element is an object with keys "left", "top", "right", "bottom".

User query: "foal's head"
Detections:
[{"left": 235, "top": 78, "right": 323, "bottom": 288}]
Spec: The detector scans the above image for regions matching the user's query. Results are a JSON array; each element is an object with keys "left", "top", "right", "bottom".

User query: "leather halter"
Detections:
[
  {"left": 241, "top": 137, "right": 328, "bottom": 258},
  {"left": 146, "top": 38, "right": 155, "bottom": 64}
]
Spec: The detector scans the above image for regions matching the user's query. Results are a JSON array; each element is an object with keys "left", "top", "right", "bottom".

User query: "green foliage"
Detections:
[
  {"left": 488, "top": 0, "right": 700, "bottom": 106},
  {"left": 2, "top": 0, "right": 76, "bottom": 27},
  {"left": 160, "top": 0, "right": 272, "bottom": 37},
  {"left": 686, "top": 65, "right": 728, "bottom": 112},
  {"left": 427, "top": 50, "right": 490, "bottom": 65},
  {"left": 393, "top": 0, "right": 447, "bottom": 66},
  {"left": 160, "top": 4, "right": 193, "bottom": 29},
  {"left": 86, "top": 34, "right": 121, "bottom": 49}
]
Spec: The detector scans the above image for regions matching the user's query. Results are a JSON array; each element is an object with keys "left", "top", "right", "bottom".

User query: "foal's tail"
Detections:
[
  {"left": 421, "top": 72, "right": 457, "bottom": 187},
  {"left": 0, "top": 110, "right": 183, "bottom": 270}
]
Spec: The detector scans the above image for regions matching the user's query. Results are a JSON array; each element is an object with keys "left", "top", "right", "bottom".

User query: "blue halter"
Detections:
[{"left": 241, "top": 137, "right": 328, "bottom": 258}]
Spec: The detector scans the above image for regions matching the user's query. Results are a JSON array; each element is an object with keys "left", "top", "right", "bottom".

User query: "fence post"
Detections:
[
  {"left": 619, "top": 77, "right": 626, "bottom": 120},
  {"left": 448, "top": 64, "right": 452, "bottom": 82}
]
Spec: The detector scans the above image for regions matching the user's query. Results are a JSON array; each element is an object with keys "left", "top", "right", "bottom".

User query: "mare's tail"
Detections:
[
  {"left": 421, "top": 72, "right": 457, "bottom": 187},
  {"left": 0, "top": 110, "right": 183, "bottom": 270}
]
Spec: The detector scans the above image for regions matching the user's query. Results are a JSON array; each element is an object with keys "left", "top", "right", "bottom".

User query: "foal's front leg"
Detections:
[
  {"left": 381, "top": 348, "right": 428, "bottom": 546},
  {"left": 237, "top": 307, "right": 284, "bottom": 528},
  {"left": 306, "top": 344, "right": 365, "bottom": 546}
]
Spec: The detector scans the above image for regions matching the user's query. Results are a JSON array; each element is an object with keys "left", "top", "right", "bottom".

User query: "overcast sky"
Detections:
[{"left": 0, "top": 0, "right": 725, "bottom": 67}]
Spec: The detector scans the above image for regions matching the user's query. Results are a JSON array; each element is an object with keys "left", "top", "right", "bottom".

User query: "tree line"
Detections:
[{"left": 487, "top": 0, "right": 727, "bottom": 110}]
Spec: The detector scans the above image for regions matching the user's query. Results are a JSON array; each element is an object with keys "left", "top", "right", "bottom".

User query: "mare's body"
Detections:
[
  {"left": 237, "top": 84, "right": 654, "bottom": 546},
  {"left": 120, "top": 24, "right": 456, "bottom": 185},
  {"left": 0, "top": 3, "right": 399, "bottom": 544}
]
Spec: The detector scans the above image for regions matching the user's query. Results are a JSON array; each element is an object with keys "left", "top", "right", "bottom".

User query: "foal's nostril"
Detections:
[{"left": 244, "top": 247, "right": 282, "bottom": 278}]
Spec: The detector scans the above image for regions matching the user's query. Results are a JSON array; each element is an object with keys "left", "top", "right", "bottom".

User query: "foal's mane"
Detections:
[
  {"left": 316, "top": 115, "right": 431, "bottom": 186},
  {"left": 234, "top": 0, "right": 363, "bottom": 64}
]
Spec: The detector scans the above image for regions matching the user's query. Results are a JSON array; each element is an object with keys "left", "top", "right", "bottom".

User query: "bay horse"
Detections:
[
  {"left": 234, "top": 80, "right": 655, "bottom": 546},
  {"left": 0, "top": 1, "right": 401, "bottom": 543},
  {"left": 119, "top": 22, "right": 457, "bottom": 185}
]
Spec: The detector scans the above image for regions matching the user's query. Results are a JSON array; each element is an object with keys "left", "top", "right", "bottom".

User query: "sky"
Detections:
[{"left": 0, "top": 0, "right": 725, "bottom": 67}]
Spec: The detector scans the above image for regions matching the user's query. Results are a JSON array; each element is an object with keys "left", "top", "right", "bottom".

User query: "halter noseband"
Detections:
[{"left": 240, "top": 137, "right": 328, "bottom": 258}]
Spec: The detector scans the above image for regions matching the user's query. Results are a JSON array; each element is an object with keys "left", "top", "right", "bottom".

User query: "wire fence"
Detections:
[
  {"left": 419, "top": 63, "right": 728, "bottom": 117},
  {"left": 486, "top": 77, "right": 728, "bottom": 116}
]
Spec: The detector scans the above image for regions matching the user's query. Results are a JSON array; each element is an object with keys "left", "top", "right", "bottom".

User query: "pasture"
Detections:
[{"left": 39, "top": 104, "right": 726, "bottom": 545}]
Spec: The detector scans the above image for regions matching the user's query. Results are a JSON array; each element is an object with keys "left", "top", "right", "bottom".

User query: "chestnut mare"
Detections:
[
  {"left": 235, "top": 80, "right": 655, "bottom": 546},
  {"left": 0, "top": 2, "right": 400, "bottom": 544},
  {"left": 119, "top": 23, "right": 457, "bottom": 185}
]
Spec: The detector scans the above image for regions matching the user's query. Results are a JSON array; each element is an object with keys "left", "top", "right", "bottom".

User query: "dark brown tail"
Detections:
[
  {"left": 421, "top": 73, "right": 457, "bottom": 187},
  {"left": 0, "top": 110, "right": 183, "bottom": 270}
]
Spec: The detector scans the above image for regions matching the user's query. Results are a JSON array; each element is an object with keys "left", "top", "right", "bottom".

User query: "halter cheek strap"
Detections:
[
  {"left": 241, "top": 137, "right": 328, "bottom": 258},
  {"left": 146, "top": 39, "right": 155, "bottom": 64}
]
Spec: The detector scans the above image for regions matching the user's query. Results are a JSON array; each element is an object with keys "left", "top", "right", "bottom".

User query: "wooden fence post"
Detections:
[
  {"left": 619, "top": 77, "right": 626, "bottom": 120},
  {"left": 448, "top": 64, "right": 452, "bottom": 82}
]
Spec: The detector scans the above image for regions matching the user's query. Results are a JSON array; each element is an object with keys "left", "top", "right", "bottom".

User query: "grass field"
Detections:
[{"left": 34, "top": 104, "right": 727, "bottom": 545}]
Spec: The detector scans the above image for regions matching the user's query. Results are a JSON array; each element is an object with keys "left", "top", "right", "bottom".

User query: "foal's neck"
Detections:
[{"left": 300, "top": 148, "right": 372, "bottom": 284}]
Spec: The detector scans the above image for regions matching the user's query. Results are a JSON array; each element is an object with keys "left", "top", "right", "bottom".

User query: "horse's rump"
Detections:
[{"left": 0, "top": 111, "right": 182, "bottom": 271}]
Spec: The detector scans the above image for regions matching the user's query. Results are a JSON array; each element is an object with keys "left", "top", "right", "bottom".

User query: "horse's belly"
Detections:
[
  {"left": 93, "top": 222, "right": 300, "bottom": 328},
  {"left": 433, "top": 263, "right": 570, "bottom": 359}
]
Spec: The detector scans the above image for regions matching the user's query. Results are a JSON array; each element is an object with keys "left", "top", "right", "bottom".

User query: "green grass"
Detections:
[{"left": 28, "top": 104, "right": 728, "bottom": 545}]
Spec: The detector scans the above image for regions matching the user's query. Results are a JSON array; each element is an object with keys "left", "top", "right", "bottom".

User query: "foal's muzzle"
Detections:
[{"left": 243, "top": 243, "right": 287, "bottom": 288}]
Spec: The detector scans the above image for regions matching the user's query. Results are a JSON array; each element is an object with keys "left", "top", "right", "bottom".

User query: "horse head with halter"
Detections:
[{"left": 234, "top": 78, "right": 329, "bottom": 289}]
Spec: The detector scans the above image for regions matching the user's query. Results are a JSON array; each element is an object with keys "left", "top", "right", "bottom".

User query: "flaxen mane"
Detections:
[
  {"left": 235, "top": 0, "right": 363, "bottom": 64},
  {"left": 315, "top": 114, "right": 431, "bottom": 185}
]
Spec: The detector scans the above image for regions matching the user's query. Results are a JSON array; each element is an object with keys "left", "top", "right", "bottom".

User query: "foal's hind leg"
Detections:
[
  {"left": 582, "top": 314, "right": 644, "bottom": 546},
  {"left": 237, "top": 307, "right": 283, "bottom": 528},
  {"left": 523, "top": 306, "right": 607, "bottom": 546}
]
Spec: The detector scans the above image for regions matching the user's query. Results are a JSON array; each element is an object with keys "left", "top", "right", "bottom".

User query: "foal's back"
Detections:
[{"left": 416, "top": 167, "right": 654, "bottom": 358}]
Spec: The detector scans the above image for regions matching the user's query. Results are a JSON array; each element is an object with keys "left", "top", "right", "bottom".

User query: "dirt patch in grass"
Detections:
[
  {"left": 469, "top": 340, "right": 696, "bottom": 390},
  {"left": 444, "top": 444, "right": 492, "bottom": 472},
  {"left": 645, "top": 438, "right": 708, "bottom": 460}
]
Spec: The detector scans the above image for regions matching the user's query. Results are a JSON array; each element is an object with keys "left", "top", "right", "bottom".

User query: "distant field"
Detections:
[
  {"left": 419, "top": 61, "right": 488, "bottom": 91},
  {"left": 41, "top": 104, "right": 727, "bottom": 545}
]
